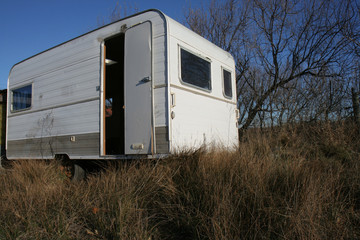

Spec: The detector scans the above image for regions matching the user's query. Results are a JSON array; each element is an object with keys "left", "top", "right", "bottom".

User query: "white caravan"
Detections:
[{"left": 6, "top": 9, "right": 238, "bottom": 160}]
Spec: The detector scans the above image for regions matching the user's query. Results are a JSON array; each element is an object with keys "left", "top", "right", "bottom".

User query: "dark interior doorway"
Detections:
[{"left": 104, "top": 34, "right": 125, "bottom": 155}]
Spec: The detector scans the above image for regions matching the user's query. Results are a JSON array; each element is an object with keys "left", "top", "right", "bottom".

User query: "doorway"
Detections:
[{"left": 104, "top": 34, "right": 125, "bottom": 155}]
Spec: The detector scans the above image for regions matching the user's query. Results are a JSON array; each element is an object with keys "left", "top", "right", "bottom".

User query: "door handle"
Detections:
[
  {"left": 136, "top": 76, "right": 151, "bottom": 86},
  {"left": 140, "top": 76, "right": 151, "bottom": 83}
]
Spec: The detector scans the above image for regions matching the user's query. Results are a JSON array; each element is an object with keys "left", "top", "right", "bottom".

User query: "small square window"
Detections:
[
  {"left": 11, "top": 85, "right": 32, "bottom": 111},
  {"left": 223, "top": 69, "right": 232, "bottom": 98},
  {"left": 180, "top": 48, "right": 211, "bottom": 91}
]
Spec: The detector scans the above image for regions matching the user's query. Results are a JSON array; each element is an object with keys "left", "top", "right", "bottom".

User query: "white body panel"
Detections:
[
  {"left": 6, "top": 10, "right": 238, "bottom": 160},
  {"left": 166, "top": 17, "right": 238, "bottom": 151}
]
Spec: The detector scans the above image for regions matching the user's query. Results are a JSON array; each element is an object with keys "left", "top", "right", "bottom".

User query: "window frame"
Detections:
[
  {"left": 222, "top": 67, "right": 233, "bottom": 99},
  {"left": 178, "top": 45, "right": 212, "bottom": 92},
  {"left": 10, "top": 83, "right": 33, "bottom": 112}
]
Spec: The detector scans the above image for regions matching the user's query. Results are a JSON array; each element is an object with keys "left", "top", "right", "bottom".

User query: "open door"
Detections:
[{"left": 124, "top": 22, "right": 153, "bottom": 154}]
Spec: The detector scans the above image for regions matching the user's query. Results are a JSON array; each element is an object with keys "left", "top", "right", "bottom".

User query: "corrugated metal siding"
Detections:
[
  {"left": 7, "top": 10, "right": 169, "bottom": 159},
  {"left": 153, "top": 31, "right": 168, "bottom": 129},
  {"left": 151, "top": 13, "right": 168, "bottom": 131},
  {"left": 8, "top": 100, "right": 99, "bottom": 141},
  {"left": 7, "top": 133, "right": 99, "bottom": 159},
  {"left": 33, "top": 58, "right": 100, "bottom": 110},
  {"left": 155, "top": 126, "right": 169, "bottom": 153},
  {"left": 9, "top": 39, "right": 100, "bottom": 87},
  {"left": 154, "top": 88, "right": 167, "bottom": 127}
]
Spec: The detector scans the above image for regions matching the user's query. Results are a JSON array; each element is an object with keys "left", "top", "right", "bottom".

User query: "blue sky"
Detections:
[{"left": 0, "top": 0, "right": 202, "bottom": 90}]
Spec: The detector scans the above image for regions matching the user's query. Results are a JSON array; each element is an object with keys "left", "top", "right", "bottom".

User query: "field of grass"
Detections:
[{"left": 0, "top": 122, "right": 359, "bottom": 239}]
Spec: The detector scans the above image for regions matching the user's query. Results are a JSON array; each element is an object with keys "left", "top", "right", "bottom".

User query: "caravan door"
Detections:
[{"left": 124, "top": 22, "right": 153, "bottom": 154}]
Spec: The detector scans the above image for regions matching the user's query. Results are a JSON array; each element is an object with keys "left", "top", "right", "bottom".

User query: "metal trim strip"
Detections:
[
  {"left": 170, "top": 84, "right": 236, "bottom": 105},
  {"left": 8, "top": 97, "right": 100, "bottom": 118}
]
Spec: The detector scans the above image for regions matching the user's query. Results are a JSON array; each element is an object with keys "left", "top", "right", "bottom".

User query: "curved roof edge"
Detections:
[
  {"left": 8, "top": 9, "right": 167, "bottom": 79},
  {"left": 165, "top": 15, "right": 235, "bottom": 66}
]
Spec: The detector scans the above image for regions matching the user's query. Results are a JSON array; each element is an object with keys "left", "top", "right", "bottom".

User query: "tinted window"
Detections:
[
  {"left": 223, "top": 69, "right": 232, "bottom": 98},
  {"left": 181, "top": 48, "right": 211, "bottom": 90},
  {"left": 11, "top": 85, "right": 32, "bottom": 111}
]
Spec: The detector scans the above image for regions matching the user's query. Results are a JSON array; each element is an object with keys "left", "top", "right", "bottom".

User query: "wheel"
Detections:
[
  {"left": 0, "top": 155, "right": 12, "bottom": 169},
  {"left": 72, "top": 163, "right": 85, "bottom": 181},
  {"left": 56, "top": 155, "right": 86, "bottom": 181}
]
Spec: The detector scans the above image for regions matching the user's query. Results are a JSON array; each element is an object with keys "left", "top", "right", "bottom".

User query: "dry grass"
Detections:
[{"left": 0, "top": 122, "right": 359, "bottom": 239}]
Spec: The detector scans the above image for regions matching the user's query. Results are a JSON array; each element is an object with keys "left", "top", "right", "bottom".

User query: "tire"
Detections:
[
  {"left": 56, "top": 155, "right": 86, "bottom": 181},
  {"left": 72, "top": 163, "right": 86, "bottom": 181}
]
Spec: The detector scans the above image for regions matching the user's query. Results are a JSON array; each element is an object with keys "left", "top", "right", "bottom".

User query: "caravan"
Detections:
[{"left": 7, "top": 10, "right": 238, "bottom": 161}]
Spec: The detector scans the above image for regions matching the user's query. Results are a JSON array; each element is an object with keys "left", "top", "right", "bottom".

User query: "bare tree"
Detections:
[
  {"left": 97, "top": 1, "right": 138, "bottom": 26},
  {"left": 186, "top": 0, "right": 356, "bottom": 132},
  {"left": 334, "top": 1, "right": 360, "bottom": 126},
  {"left": 338, "top": 0, "right": 360, "bottom": 55}
]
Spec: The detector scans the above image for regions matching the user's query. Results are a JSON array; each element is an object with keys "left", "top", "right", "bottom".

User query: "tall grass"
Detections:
[{"left": 0, "top": 122, "right": 359, "bottom": 239}]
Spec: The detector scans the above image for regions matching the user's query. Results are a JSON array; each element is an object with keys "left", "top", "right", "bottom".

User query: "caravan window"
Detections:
[
  {"left": 11, "top": 84, "right": 32, "bottom": 111},
  {"left": 180, "top": 48, "right": 211, "bottom": 91},
  {"left": 223, "top": 68, "right": 233, "bottom": 98}
]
